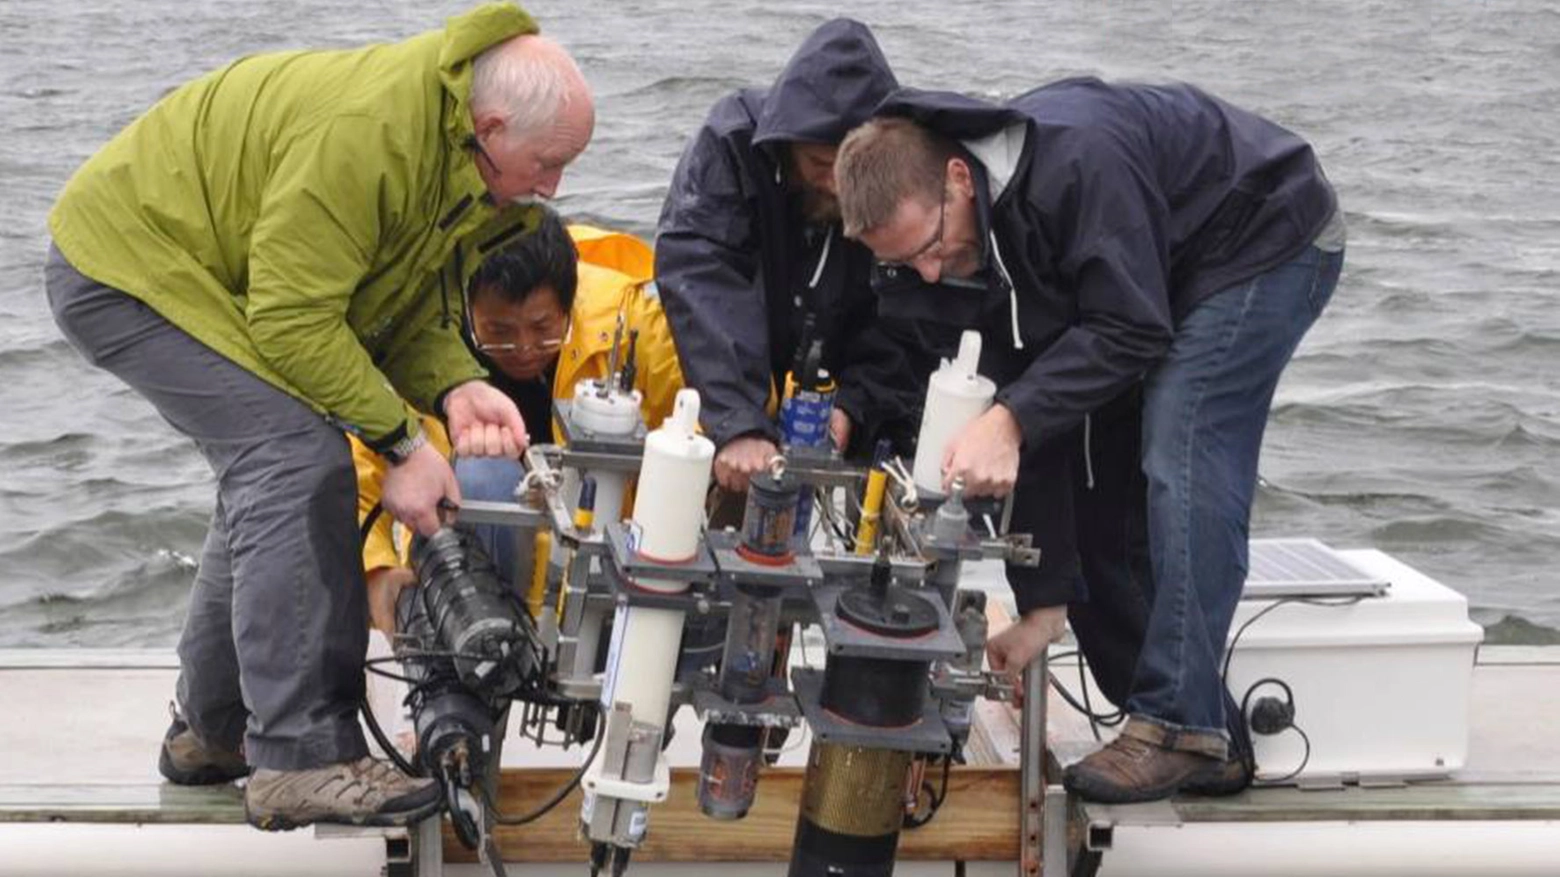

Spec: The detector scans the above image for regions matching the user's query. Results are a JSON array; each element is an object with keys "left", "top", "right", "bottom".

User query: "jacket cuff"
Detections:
[
  {"left": 433, "top": 378, "right": 483, "bottom": 421},
  {"left": 711, "top": 408, "right": 780, "bottom": 449},
  {"left": 1007, "top": 560, "right": 1084, "bottom": 614},
  {"left": 993, "top": 387, "right": 1045, "bottom": 451}
]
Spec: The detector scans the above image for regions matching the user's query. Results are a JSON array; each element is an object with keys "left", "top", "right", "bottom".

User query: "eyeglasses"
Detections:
[
  {"left": 475, "top": 337, "right": 563, "bottom": 357},
  {"left": 471, "top": 313, "right": 568, "bottom": 358},
  {"left": 878, "top": 191, "right": 947, "bottom": 271}
]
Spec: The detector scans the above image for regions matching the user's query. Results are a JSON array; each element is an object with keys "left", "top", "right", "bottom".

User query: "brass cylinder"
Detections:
[{"left": 799, "top": 743, "right": 912, "bottom": 837}]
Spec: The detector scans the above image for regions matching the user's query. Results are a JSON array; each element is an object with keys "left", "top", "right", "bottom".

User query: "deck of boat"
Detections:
[{"left": 3, "top": 588, "right": 1559, "bottom": 876}]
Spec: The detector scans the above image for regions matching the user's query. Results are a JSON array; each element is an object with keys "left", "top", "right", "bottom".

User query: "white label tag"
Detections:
[{"left": 600, "top": 603, "right": 631, "bottom": 708}]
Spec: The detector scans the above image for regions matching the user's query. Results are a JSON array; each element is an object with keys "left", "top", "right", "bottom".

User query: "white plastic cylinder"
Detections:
[
  {"left": 561, "top": 379, "right": 643, "bottom": 522},
  {"left": 629, "top": 389, "right": 714, "bottom": 574},
  {"left": 599, "top": 389, "right": 714, "bottom": 726},
  {"left": 911, "top": 330, "right": 997, "bottom": 495},
  {"left": 572, "top": 379, "right": 643, "bottom": 436},
  {"left": 603, "top": 605, "right": 687, "bottom": 725}
]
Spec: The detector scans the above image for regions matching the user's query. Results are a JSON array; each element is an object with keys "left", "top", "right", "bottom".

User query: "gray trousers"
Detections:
[{"left": 46, "top": 244, "right": 370, "bottom": 770}]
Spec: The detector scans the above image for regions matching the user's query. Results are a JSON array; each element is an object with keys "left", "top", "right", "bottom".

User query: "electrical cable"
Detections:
[
  {"left": 362, "top": 692, "right": 420, "bottom": 777},
  {"left": 1237, "top": 676, "right": 1312, "bottom": 785},
  {"left": 361, "top": 649, "right": 500, "bottom": 776},
  {"left": 903, "top": 753, "right": 954, "bottom": 830},
  {"left": 361, "top": 500, "right": 385, "bottom": 543},
  {"left": 1220, "top": 597, "right": 1362, "bottom": 783},
  {"left": 484, "top": 707, "right": 606, "bottom": 826},
  {"left": 1044, "top": 650, "right": 1124, "bottom": 736}
]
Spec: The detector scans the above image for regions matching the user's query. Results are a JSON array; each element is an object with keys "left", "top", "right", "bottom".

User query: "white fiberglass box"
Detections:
[{"left": 1224, "top": 540, "right": 1483, "bottom": 784}]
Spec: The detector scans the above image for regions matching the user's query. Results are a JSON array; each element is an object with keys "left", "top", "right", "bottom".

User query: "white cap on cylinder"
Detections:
[
  {"left": 630, "top": 389, "right": 715, "bottom": 571},
  {"left": 911, "top": 330, "right": 997, "bottom": 495}
]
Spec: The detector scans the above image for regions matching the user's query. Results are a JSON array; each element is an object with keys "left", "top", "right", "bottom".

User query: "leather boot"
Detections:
[
  {"left": 1063, "top": 717, "right": 1225, "bottom": 804},
  {"left": 158, "top": 706, "right": 249, "bottom": 786}
]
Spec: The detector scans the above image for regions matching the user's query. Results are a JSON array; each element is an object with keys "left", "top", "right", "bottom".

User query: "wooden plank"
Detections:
[
  {"left": 449, "top": 765, "right": 1020, "bottom": 863},
  {"left": 1083, "top": 782, "right": 1560, "bottom": 827},
  {"left": 0, "top": 783, "right": 245, "bottom": 824}
]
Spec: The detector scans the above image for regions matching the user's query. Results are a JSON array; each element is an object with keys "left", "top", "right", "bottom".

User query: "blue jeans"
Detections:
[
  {"left": 454, "top": 456, "right": 527, "bottom": 586},
  {"left": 1126, "top": 244, "right": 1343, "bottom": 755}
]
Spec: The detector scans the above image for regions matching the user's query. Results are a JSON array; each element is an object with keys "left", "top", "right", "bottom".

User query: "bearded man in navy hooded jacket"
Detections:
[
  {"left": 655, "top": 18, "right": 922, "bottom": 491},
  {"left": 835, "top": 80, "right": 1345, "bottom": 803}
]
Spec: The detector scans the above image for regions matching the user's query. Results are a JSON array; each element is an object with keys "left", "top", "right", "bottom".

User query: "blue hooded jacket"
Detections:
[
  {"left": 871, "top": 79, "right": 1338, "bottom": 449},
  {"left": 655, "top": 18, "right": 922, "bottom": 450}
]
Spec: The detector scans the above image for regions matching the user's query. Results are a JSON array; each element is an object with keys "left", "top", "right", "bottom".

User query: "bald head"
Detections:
[{"left": 469, "top": 35, "right": 595, "bottom": 203}]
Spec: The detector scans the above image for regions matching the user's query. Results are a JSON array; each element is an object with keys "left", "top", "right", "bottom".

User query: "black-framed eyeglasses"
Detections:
[{"left": 878, "top": 190, "right": 948, "bottom": 271}]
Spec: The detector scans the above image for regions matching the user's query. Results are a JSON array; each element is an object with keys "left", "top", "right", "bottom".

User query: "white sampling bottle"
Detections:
[
  {"left": 600, "top": 388, "right": 714, "bottom": 724},
  {"left": 911, "top": 330, "right": 997, "bottom": 496}
]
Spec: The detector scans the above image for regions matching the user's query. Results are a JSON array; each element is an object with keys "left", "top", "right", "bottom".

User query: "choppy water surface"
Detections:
[{"left": 0, "top": 1, "right": 1556, "bottom": 645}]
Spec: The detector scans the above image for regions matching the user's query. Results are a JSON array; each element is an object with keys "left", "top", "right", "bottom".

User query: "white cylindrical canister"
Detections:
[
  {"left": 601, "top": 603, "right": 686, "bottom": 724},
  {"left": 911, "top": 330, "right": 997, "bottom": 495},
  {"left": 554, "top": 380, "right": 645, "bottom": 565},
  {"left": 629, "top": 389, "right": 714, "bottom": 578},
  {"left": 572, "top": 379, "right": 643, "bottom": 437},
  {"left": 598, "top": 389, "right": 714, "bottom": 726}
]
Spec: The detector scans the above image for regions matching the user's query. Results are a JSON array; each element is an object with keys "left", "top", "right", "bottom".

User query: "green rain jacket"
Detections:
[{"left": 48, "top": 3, "right": 539, "bottom": 452}]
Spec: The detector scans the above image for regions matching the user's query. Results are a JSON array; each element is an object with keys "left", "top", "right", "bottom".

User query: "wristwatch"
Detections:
[{"left": 383, "top": 428, "right": 428, "bottom": 466}]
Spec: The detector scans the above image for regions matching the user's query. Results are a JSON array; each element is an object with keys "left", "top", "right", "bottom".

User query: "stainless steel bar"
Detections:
[{"left": 1020, "top": 652, "right": 1047, "bottom": 877}]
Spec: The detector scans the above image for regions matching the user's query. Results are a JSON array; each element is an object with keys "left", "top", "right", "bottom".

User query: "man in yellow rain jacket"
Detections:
[
  {"left": 43, "top": 4, "right": 594, "bottom": 829},
  {"left": 355, "top": 207, "right": 682, "bottom": 632}
]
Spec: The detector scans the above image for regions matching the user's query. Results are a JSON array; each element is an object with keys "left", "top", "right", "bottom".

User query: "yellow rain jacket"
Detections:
[{"left": 356, "top": 225, "right": 682, "bottom": 572}]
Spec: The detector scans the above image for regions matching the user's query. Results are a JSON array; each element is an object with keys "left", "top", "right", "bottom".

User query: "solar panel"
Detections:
[{"left": 1242, "top": 538, "right": 1391, "bottom": 599}]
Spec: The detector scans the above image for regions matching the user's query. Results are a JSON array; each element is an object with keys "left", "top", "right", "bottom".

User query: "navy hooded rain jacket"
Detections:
[{"left": 655, "top": 18, "right": 922, "bottom": 451}]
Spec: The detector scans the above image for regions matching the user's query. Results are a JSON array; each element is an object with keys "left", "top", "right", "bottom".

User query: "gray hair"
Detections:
[
  {"left": 837, "top": 117, "right": 956, "bottom": 238},
  {"left": 470, "top": 36, "right": 582, "bottom": 140}
]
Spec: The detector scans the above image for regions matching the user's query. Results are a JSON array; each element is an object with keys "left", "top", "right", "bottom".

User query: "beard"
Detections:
[
  {"left": 797, "top": 186, "right": 840, "bottom": 224},
  {"left": 939, "top": 239, "right": 984, "bottom": 280}
]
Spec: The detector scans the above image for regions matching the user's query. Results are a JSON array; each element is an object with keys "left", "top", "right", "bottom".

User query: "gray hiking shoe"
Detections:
[
  {"left": 245, "top": 757, "right": 442, "bottom": 831},
  {"left": 158, "top": 706, "right": 249, "bottom": 786}
]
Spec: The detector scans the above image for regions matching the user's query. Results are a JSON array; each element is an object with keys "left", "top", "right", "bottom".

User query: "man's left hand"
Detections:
[
  {"left": 829, "top": 408, "right": 852, "bottom": 452},
  {"left": 942, "top": 403, "right": 1022, "bottom": 497},
  {"left": 987, "top": 605, "right": 1069, "bottom": 708},
  {"left": 444, "top": 380, "right": 529, "bottom": 458}
]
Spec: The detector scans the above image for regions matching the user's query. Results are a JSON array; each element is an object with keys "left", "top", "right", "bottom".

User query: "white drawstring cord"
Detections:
[
  {"left": 808, "top": 225, "right": 834, "bottom": 289},
  {"left": 988, "top": 230, "right": 1024, "bottom": 350},
  {"left": 1083, "top": 413, "right": 1096, "bottom": 490}
]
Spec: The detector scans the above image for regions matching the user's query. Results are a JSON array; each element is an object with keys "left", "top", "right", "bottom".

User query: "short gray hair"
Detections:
[
  {"left": 837, "top": 117, "right": 956, "bottom": 238},
  {"left": 470, "top": 36, "right": 582, "bottom": 140}
]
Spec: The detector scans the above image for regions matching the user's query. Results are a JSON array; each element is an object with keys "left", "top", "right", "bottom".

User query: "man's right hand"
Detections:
[
  {"left": 713, "top": 435, "right": 780, "bottom": 493},
  {"left": 382, "top": 441, "right": 460, "bottom": 537}
]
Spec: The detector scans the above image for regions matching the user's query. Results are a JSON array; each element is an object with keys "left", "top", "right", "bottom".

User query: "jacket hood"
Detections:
[
  {"left": 752, "top": 18, "right": 898, "bottom": 147},
  {"left": 874, "top": 87, "right": 1028, "bottom": 141}
]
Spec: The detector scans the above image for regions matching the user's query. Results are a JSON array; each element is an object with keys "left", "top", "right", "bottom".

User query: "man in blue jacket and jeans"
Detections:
[{"left": 834, "top": 79, "right": 1345, "bottom": 803}]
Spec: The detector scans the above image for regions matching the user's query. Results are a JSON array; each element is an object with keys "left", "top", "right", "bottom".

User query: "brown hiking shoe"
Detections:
[
  {"left": 245, "top": 757, "right": 442, "bottom": 831},
  {"left": 158, "top": 709, "right": 249, "bottom": 786},
  {"left": 1181, "top": 753, "right": 1253, "bottom": 796},
  {"left": 1063, "top": 719, "right": 1224, "bottom": 804}
]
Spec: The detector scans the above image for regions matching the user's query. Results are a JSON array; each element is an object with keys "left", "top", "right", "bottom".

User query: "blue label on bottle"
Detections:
[{"left": 781, "top": 388, "right": 835, "bottom": 449}]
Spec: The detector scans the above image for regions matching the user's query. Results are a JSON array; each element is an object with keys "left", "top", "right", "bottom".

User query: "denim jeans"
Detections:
[
  {"left": 453, "top": 456, "right": 528, "bottom": 586},
  {"left": 1125, "top": 243, "right": 1344, "bottom": 755}
]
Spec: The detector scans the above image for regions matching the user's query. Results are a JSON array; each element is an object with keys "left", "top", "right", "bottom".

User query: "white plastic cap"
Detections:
[
  {"left": 668, "top": 388, "right": 701, "bottom": 435},
  {"left": 951, "top": 330, "right": 982, "bottom": 377}
]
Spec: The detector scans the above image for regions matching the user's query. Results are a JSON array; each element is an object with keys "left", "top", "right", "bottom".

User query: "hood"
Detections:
[
  {"left": 874, "top": 87, "right": 1027, "bottom": 141},
  {"left": 752, "top": 18, "right": 898, "bottom": 147}
]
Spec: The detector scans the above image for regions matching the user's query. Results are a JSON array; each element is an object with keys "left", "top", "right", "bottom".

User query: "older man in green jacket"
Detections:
[{"left": 44, "top": 3, "right": 593, "bottom": 829}]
